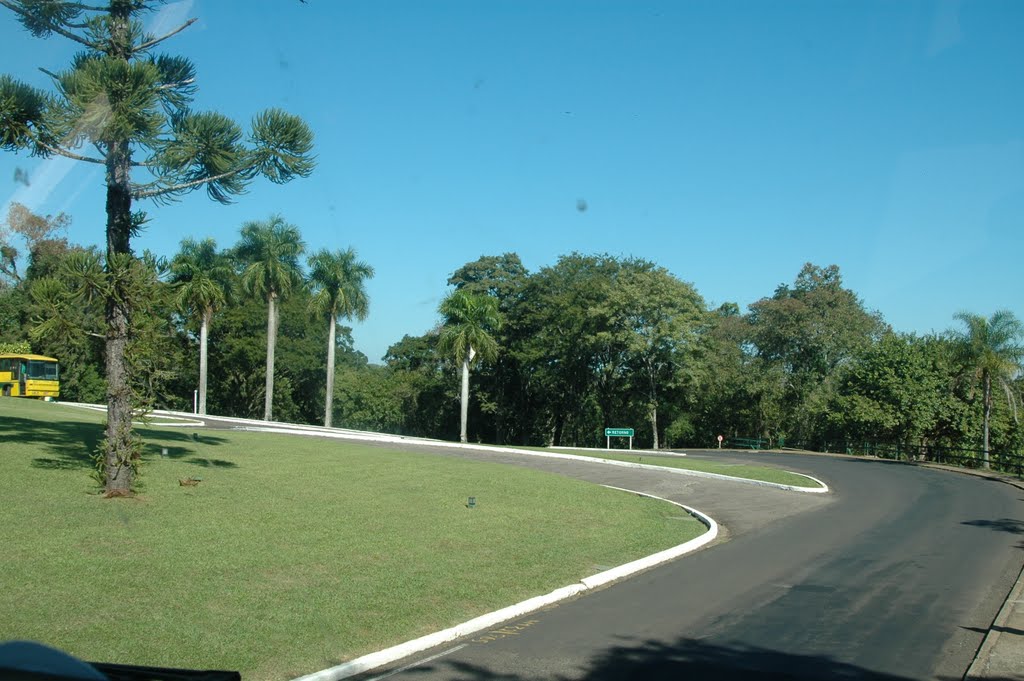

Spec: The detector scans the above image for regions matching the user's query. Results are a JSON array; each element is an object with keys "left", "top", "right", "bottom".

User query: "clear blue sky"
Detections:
[{"left": 2, "top": 0, "right": 1022, "bottom": 362}]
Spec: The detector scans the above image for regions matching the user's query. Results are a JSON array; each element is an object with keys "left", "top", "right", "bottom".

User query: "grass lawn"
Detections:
[
  {"left": 0, "top": 399, "right": 704, "bottom": 680},
  {"left": 556, "top": 449, "right": 823, "bottom": 488}
]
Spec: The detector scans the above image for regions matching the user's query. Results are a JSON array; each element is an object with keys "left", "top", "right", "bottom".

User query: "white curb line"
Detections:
[
  {"left": 57, "top": 403, "right": 828, "bottom": 493},
  {"left": 291, "top": 488, "right": 718, "bottom": 681},
  {"left": 235, "top": 424, "right": 828, "bottom": 494},
  {"left": 56, "top": 403, "right": 828, "bottom": 493}
]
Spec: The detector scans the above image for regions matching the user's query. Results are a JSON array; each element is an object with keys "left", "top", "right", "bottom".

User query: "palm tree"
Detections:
[
  {"left": 235, "top": 215, "right": 305, "bottom": 421},
  {"left": 169, "top": 238, "right": 232, "bottom": 416},
  {"left": 952, "top": 310, "right": 1024, "bottom": 468},
  {"left": 438, "top": 290, "right": 500, "bottom": 443},
  {"left": 308, "top": 248, "right": 374, "bottom": 427}
]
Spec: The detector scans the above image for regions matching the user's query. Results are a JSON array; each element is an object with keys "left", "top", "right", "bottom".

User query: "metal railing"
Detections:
[
  {"left": 727, "top": 437, "right": 771, "bottom": 450},
  {"left": 783, "top": 439, "right": 1024, "bottom": 478}
]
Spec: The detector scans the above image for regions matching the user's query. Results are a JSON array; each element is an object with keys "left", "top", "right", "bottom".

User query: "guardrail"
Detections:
[
  {"left": 785, "top": 439, "right": 1024, "bottom": 478},
  {"left": 727, "top": 437, "right": 772, "bottom": 450}
]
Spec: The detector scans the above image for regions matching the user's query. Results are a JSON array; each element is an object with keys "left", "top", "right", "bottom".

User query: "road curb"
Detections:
[
  {"left": 231, "top": 423, "right": 828, "bottom": 494},
  {"left": 965, "top": 561, "right": 1024, "bottom": 680},
  {"left": 58, "top": 404, "right": 827, "bottom": 493},
  {"left": 291, "top": 489, "right": 718, "bottom": 681}
]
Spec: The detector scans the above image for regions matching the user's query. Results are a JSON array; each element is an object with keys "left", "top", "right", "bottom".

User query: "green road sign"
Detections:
[{"left": 604, "top": 428, "right": 634, "bottom": 437}]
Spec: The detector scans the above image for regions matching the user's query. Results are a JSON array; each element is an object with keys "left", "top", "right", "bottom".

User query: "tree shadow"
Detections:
[
  {"left": 0, "top": 415, "right": 233, "bottom": 472},
  {"left": 399, "top": 635, "right": 994, "bottom": 681},
  {"left": 963, "top": 624, "right": 1024, "bottom": 636},
  {"left": 10, "top": 416, "right": 104, "bottom": 471},
  {"left": 186, "top": 457, "right": 238, "bottom": 469},
  {"left": 961, "top": 519, "right": 1024, "bottom": 535},
  {"left": 141, "top": 442, "right": 239, "bottom": 469},
  {"left": 135, "top": 426, "right": 227, "bottom": 447}
]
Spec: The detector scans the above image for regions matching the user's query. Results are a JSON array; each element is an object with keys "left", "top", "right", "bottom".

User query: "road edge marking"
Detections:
[{"left": 290, "top": 488, "right": 718, "bottom": 681}]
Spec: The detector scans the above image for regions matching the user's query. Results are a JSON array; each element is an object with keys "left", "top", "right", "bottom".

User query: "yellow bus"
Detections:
[{"left": 0, "top": 353, "right": 60, "bottom": 399}]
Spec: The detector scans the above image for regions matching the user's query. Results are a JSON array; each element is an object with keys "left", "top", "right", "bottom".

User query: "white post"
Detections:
[
  {"left": 193, "top": 390, "right": 198, "bottom": 415},
  {"left": 606, "top": 435, "right": 610, "bottom": 449},
  {"left": 629, "top": 435, "right": 633, "bottom": 450}
]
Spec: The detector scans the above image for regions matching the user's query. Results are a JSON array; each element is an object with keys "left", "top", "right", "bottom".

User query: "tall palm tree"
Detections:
[
  {"left": 308, "top": 248, "right": 374, "bottom": 427},
  {"left": 438, "top": 290, "right": 500, "bottom": 443},
  {"left": 235, "top": 215, "right": 305, "bottom": 421},
  {"left": 169, "top": 238, "right": 232, "bottom": 416},
  {"left": 952, "top": 310, "right": 1024, "bottom": 468}
]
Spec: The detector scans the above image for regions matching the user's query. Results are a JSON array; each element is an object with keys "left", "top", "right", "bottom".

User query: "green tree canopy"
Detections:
[
  {"left": 951, "top": 310, "right": 1023, "bottom": 467},
  {"left": 236, "top": 215, "right": 306, "bottom": 421},
  {"left": 307, "top": 247, "right": 374, "bottom": 427},
  {"left": 438, "top": 289, "right": 500, "bottom": 443},
  {"left": 0, "top": 0, "right": 315, "bottom": 494},
  {"left": 169, "top": 237, "right": 233, "bottom": 415}
]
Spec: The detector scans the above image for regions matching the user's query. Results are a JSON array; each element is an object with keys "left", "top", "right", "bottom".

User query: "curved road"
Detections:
[
  {"left": 346, "top": 448, "right": 1021, "bottom": 681},
  {"left": 191, "top": 417, "right": 1022, "bottom": 680}
]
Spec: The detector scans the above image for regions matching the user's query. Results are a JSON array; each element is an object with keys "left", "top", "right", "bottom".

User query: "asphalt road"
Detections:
[
  {"left": 190, "top": 417, "right": 1023, "bottom": 680},
  {"left": 348, "top": 449, "right": 1022, "bottom": 681}
]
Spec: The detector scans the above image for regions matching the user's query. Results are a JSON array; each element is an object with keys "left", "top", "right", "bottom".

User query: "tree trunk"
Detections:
[
  {"left": 103, "top": 140, "right": 135, "bottom": 495},
  {"left": 648, "top": 364, "right": 659, "bottom": 449},
  {"left": 264, "top": 292, "right": 277, "bottom": 421},
  {"left": 324, "top": 312, "right": 336, "bottom": 428},
  {"left": 650, "top": 403, "right": 659, "bottom": 450},
  {"left": 198, "top": 307, "right": 210, "bottom": 415},
  {"left": 101, "top": 0, "right": 136, "bottom": 496},
  {"left": 983, "top": 371, "right": 991, "bottom": 469},
  {"left": 460, "top": 355, "right": 470, "bottom": 443}
]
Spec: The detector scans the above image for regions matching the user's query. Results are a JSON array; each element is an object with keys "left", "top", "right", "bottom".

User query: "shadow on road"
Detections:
[
  {"left": 962, "top": 518, "right": 1024, "bottom": 535},
  {"left": 401, "top": 635, "right": 1007, "bottom": 681}
]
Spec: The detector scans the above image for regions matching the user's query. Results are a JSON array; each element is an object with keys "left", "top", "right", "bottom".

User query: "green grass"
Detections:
[
  {"left": 556, "top": 449, "right": 823, "bottom": 488},
  {"left": 0, "top": 398, "right": 704, "bottom": 680}
]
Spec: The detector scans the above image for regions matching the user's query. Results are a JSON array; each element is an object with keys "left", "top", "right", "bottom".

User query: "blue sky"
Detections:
[{"left": 2, "top": 0, "right": 1022, "bottom": 362}]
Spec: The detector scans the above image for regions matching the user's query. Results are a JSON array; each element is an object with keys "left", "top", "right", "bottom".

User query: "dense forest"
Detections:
[{"left": 2, "top": 204, "right": 1021, "bottom": 469}]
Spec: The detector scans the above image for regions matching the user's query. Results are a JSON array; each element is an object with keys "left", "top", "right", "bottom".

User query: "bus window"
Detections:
[{"left": 27, "top": 361, "right": 59, "bottom": 380}]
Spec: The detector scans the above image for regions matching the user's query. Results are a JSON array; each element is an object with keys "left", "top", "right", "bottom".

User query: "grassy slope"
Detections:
[
  {"left": 0, "top": 399, "right": 703, "bottom": 680},
  {"left": 559, "top": 450, "right": 823, "bottom": 488}
]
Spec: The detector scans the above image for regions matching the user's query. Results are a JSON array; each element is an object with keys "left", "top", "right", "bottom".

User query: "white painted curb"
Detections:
[
  {"left": 291, "top": 488, "right": 718, "bottom": 681},
  {"left": 57, "top": 403, "right": 828, "bottom": 493},
  {"left": 232, "top": 424, "right": 828, "bottom": 494}
]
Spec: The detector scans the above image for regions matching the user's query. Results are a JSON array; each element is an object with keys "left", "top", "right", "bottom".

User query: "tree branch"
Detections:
[
  {"left": 135, "top": 17, "right": 198, "bottom": 52},
  {"left": 156, "top": 78, "right": 195, "bottom": 91},
  {"left": 132, "top": 167, "right": 244, "bottom": 199},
  {"left": 0, "top": 0, "right": 101, "bottom": 49},
  {"left": 30, "top": 135, "right": 105, "bottom": 164}
]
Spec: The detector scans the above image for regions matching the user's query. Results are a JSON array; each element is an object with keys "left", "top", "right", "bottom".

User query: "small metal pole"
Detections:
[
  {"left": 607, "top": 435, "right": 610, "bottom": 449},
  {"left": 193, "top": 390, "right": 198, "bottom": 414},
  {"left": 629, "top": 435, "right": 633, "bottom": 451}
]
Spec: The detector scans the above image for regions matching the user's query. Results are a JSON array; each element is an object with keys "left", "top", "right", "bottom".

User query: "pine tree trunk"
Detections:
[
  {"left": 324, "top": 312, "right": 336, "bottom": 428},
  {"left": 101, "top": 0, "right": 136, "bottom": 497},
  {"left": 103, "top": 142, "right": 135, "bottom": 495},
  {"left": 460, "top": 355, "right": 470, "bottom": 443},
  {"left": 198, "top": 308, "right": 210, "bottom": 415},
  {"left": 264, "top": 292, "right": 277, "bottom": 421}
]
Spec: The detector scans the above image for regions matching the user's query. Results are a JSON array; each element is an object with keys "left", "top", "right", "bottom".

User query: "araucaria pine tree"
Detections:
[{"left": 0, "top": 1, "right": 315, "bottom": 495}]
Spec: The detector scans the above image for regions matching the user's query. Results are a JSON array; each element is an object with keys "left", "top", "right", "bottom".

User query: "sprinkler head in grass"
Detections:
[{"left": 467, "top": 496, "right": 476, "bottom": 509}]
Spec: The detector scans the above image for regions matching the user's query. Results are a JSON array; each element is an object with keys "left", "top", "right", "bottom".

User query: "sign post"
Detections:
[
  {"left": 605, "top": 427, "right": 635, "bottom": 450},
  {"left": 717, "top": 434, "right": 723, "bottom": 449}
]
